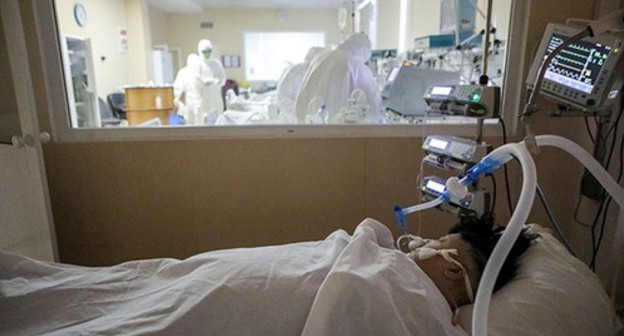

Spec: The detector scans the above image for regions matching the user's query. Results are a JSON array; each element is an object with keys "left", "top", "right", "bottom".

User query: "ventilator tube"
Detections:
[
  {"left": 472, "top": 142, "right": 537, "bottom": 336},
  {"left": 394, "top": 197, "right": 445, "bottom": 232},
  {"left": 528, "top": 135, "right": 624, "bottom": 303}
]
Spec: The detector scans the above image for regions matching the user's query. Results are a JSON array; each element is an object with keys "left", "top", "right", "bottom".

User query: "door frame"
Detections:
[{"left": 1, "top": 0, "right": 58, "bottom": 261}]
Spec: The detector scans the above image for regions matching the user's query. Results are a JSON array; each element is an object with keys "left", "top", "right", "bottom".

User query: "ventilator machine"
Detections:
[{"left": 393, "top": 8, "right": 624, "bottom": 336}]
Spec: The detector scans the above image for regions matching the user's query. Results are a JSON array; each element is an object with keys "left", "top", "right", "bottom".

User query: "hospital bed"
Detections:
[
  {"left": 215, "top": 90, "right": 282, "bottom": 125},
  {"left": 1, "top": 218, "right": 620, "bottom": 336}
]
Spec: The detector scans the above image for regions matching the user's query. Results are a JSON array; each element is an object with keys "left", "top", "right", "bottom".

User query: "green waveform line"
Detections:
[
  {"left": 554, "top": 56, "right": 585, "bottom": 66},
  {"left": 560, "top": 49, "right": 587, "bottom": 59},
  {"left": 570, "top": 44, "right": 591, "bottom": 53}
]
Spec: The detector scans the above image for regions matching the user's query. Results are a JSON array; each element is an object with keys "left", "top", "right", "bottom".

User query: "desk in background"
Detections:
[{"left": 125, "top": 86, "right": 174, "bottom": 125}]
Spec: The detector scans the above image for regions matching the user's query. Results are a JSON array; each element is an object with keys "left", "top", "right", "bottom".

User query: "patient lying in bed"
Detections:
[
  {"left": 0, "top": 216, "right": 597, "bottom": 336},
  {"left": 404, "top": 213, "right": 537, "bottom": 311}
]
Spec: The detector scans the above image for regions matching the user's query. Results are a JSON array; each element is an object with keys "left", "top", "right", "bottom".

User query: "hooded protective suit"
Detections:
[
  {"left": 294, "top": 34, "right": 381, "bottom": 123},
  {"left": 276, "top": 47, "right": 326, "bottom": 123},
  {"left": 196, "top": 39, "right": 226, "bottom": 123},
  {"left": 173, "top": 53, "right": 200, "bottom": 119}
]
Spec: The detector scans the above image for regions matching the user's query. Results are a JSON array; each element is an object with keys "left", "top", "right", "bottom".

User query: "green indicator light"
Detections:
[{"left": 470, "top": 93, "right": 481, "bottom": 102}]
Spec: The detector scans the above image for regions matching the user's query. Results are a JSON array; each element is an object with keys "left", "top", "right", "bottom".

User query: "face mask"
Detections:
[
  {"left": 202, "top": 50, "right": 212, "bottom": 60},
  {"left": 395, "top": 234, "right": 430, "bottom": 253},
  {"left": 410, "top": 247, "right": 475, "bottom": 303}
]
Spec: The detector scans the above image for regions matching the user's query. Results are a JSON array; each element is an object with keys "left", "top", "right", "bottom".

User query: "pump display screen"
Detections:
[
  {"left": 429, "top": 139, "right": 448, "bottom": 150},
  {"left": 426, "top": 180, "right": 446, "bottom": 193},
  {"left": 430, "top": 86, "right": 453, "bottom": 96},
  {"left": 543, "top": 33, "right": 612, "bottom": 94}
]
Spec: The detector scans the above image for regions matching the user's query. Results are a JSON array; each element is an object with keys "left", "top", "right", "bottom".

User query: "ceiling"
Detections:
[{"left": 147, "top": 0, "right": 350, "bottom": 13}]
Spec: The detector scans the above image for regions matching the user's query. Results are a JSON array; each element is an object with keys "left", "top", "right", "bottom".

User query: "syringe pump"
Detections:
[
  {"left": 423, "top": 84, "right": 501, "bottom": 118},
  {"left": 420, "top": 176, "right": 489, "bottom": 217},
  {"left": 423, "top": 135, "right": 490, "bottom": 164}
]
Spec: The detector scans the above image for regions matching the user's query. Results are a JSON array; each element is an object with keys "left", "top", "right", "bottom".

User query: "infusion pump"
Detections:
[
  {"left": 420, "top": 176, "right": 489, "bottom": 217},
  {"left": 526, "top": 23, "right": 624, "bottom": 114},
  {"left": 423, "top": 84, "right": 500, "bottom": 118}
]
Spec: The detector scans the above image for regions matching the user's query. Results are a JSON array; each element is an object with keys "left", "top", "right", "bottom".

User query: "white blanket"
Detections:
[{"left": 0, "top": 218, "right": 467, "bottom": 336}]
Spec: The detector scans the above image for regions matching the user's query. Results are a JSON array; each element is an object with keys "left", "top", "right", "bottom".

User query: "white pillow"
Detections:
[{"left": 457, "top": 224, "right": 621, "bottom": 336}]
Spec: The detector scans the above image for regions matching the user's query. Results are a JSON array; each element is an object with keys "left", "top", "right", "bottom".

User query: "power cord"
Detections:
[
  {"left": 498, "top": 116, "right": 514, "bottom": 217},
  {"left": 589, "top": 89, "right": 623, "bottom": 270},
  {"left": 536, "top": 183, "right": 576, "bottom": 256}
]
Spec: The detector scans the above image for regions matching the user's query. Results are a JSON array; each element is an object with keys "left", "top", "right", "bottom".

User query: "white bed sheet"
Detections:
[{"left": 0, "top": 218, "right": 466, "bottom": 336}]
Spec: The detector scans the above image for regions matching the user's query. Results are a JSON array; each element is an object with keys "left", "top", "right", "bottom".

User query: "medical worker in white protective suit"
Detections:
[
  {"left": 276, "top": 46, "right": 326, "bottom": 123},
  {"left": 173, "top": 53, "right": 201, "bottom": 121},
  {"left": 196, "top": 39, "right": 227, "bottom": 124},
  {"left": 294, "top": 33, "right": 382, "bottom": 124}
]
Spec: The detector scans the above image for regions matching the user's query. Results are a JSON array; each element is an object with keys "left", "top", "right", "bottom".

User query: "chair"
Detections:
[
  {"left": 221, "top": 79, "right": 239, "bottom": 108},
  {"left": 107, "top": 92, "right": 127, "bottom": 119},
  {"left": 98, "top": 97, "right": 122, "bottom": 126}
]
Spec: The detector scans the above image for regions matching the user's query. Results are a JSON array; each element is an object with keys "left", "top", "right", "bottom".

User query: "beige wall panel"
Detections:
[
  {"left": 45, "top": 139, "right": 369, "bottom": 265},
  {"left": 163, "top": 9, "right": 339, "bottom": 84}
]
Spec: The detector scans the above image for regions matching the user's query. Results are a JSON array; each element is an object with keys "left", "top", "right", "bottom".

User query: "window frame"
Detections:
[{"left": 34, "top": 0, "right": 529, "bottom": 143}]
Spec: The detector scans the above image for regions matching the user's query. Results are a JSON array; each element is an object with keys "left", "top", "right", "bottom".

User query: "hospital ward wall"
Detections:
[
  {"left": 52, "top": 1, "right": 340, "bottom": 98},
  {"left": 161, "top": 8, "right": 341, "bottom": 84},
  {"left": 23, "top": 0, "right": 624, "bottom": 298},
  {"left": 54, "top": 0, "right": 152, "bottom": 97}
]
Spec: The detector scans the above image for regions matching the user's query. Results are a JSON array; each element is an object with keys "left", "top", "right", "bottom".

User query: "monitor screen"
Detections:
[
  {"left": 543, "top": 33, "right": 612, "bottom": 94},
  {"left": 387, "top": 66, "right": 400, "bottom": 82},
  {"left": 430, "top": 86, "right": 453, "bottom": 96}
]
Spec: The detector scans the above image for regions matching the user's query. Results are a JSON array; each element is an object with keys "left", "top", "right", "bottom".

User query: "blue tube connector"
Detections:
[
  {"left": 394, "top": 206, "right": 407, "bottom": 233},
  {"left": 464, "top": 155, "right": 510, "bottom": 184}
]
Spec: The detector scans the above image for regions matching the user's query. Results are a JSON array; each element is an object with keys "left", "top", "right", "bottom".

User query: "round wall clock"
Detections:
[{"left": 74, "top": 3, "right": 87, "bottom": 27}]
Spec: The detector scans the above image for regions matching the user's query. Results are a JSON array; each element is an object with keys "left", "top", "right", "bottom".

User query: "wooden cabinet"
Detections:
[{"left": 125, "top": 86, "right": 174, "bottom": 125}]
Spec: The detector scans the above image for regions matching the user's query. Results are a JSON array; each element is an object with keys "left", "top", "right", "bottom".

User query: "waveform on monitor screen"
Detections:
[{"left": 547, "top": 66, "right": 581, "bottom": 80}]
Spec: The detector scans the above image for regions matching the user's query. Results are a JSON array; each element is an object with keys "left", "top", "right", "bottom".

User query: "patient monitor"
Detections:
[{"left": 526, "top": 22, "right": 624, "bottom": 115}]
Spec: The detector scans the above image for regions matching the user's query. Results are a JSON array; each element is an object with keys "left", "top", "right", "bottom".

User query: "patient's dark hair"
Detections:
[{"left": 448, "top": 212, "right": 538, "bottom": 292}]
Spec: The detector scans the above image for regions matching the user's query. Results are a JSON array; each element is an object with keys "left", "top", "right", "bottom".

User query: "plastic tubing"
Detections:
[
  {"left": 401, "top": 197, "right": 445, "bottom": 216},
  {"left": 472, "top": 142, "right": 537, "bottom": 336},
  {"left": 530, "top": 135, "right": 624, "bottom": 301},
  {"left": 532, "top": 135, "right": 624, "bottom": 207},
  {"left": 473, "top": 135, "right": 624, "bottom": 335},
  {"left": 394, "top": 197, "right": 445, "bottom": 233}
]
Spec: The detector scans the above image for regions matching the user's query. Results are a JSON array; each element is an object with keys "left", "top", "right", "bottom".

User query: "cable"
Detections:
[
  {"left": 584, "top": 117, "right": 596, "bottom": 144},
  {"left": 589, "top": 90, "right": 623, "bottom": 270},
  {"left": 488, "top": 173, "right": 497, "bottom": 213},
  {"left": 573, "top": 115, "right": 602, "bottom": 229},
  {"left": 498, "top": 116, "right": 514, "bottom": 217},
  {"left": 589, "top": 199, "right": 607, "bottom": 270},
  {"left": 592, "top": 95, "right": 624, "bottom": 268},
  {"left": 536, "top": 183, "right": 576, "bottom": 256}
]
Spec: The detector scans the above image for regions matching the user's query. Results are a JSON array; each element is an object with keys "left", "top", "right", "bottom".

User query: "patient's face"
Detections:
[{"left": 411, "top": 234, "right": 479, "bottom": 305}]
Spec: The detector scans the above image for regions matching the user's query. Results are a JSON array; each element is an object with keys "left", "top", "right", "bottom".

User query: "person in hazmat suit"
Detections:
[
  {"left": 196, "top": 39, "right": 227, "bottom": 124},
  {"left": 172, "top": 53, "right": 200, "bottom": 123},
  {"left": 276, "top": 46, "right": 326, "bottom": 123},
  {"left": 294, "top": 33, "right": 382, "bottom": 124}
]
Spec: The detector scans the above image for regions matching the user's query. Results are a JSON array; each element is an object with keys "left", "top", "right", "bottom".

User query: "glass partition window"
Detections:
[
  {"left": 244, "top": 32, "right": 325, "bottom": 82},
  {"left": 51, "top": 0, "right": 513, "bottom": 129}
]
